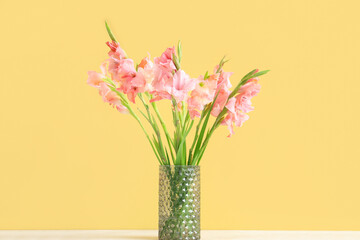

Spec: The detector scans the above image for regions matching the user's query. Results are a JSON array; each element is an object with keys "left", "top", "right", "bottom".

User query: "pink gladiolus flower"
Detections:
[
  {"left": 217, "top": 72, "right": 232, "bottom": 91},
  {"left": 151, "top": 69, "right": 195, "bottom": 103},
  {"left": 221, "top": 114, "right": 235, "bottom": 137},
  {"left": 106, "top": 41, "right": 135, "bottom": 83},
  {"left": 234, "top": 111, "right": 250, "bottom": 127},
  {"left": 137, "top": 57, "right": 155, "bottom": 92},
  {"left": 188, "top": 109, "right": 201, "bottom": 119},
  {"left": 150, "top": 71, "right": 173, "bottom": 102},
  {"left": 150, "top": 91, "right": 172, "bottom": 102},
  {"left": 207, "top": 66, "right": 233, "bottom": 117},
  {"left": 104, "top": 41, "right": 148, "bottom": 103},
  {"left": 214, "top": 65, "right": 232, "bottom": 91},
  {"left": 225, "top": 97, "right": 236, "bottom": 113},
  {"left": 222, "top": 98, "right": 250, "bottom": 137},
  {"left": 221, "top": 111, "right": 249, "bottom": 137},
  {"left": 238, "top": 78, "right": 261, "bottom": 97},
  {"left": 106, "top": 41, "right": 127, "bottom": 60},
  {"left": 118, "top": 71, "right": 147, "bottom": 104},
  {"left": 236, "top": 78, "right": 261, "bottom": 113},
  {"left": 211, "top": 88, "right": 230, "bottom": 117},
  {"left": 98, "top": 82, "right": 127, "bottom": 113},
  {"left": 150, "top": 47, "right": 177, "bottom": 102},
  {"left": 187, "top": 75, "right": 217, "bottom": 119},
  {"left": 172, "top": 70, "right": 196, "bottom": 103},
  {"left": 154, "top": 47, "right": 176, "bottom": 72},
  {"left": 87, "top": 71, "right": 104, "bottom": 88},
  {"left": 221, "top": 78, "right": 261, "bottom": 136},
  {"left": 110, "top": 58, "right": 137, "bottom": 83},
  {"left": 87, "top": 62, "right": 107, "bottom": 88}
]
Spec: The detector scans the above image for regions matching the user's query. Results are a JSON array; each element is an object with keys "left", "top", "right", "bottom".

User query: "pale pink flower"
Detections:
[
  {"left": 151, "top": 68, "right": 173, "bottom": 93},
  {"left": 150, "top": 90, "right": 172, "bottom": 102},
  {"left": 222, "top": 97, "right": 250, "bottom": 137},
  {"left": 106, "top": 41, "right": 127, "bottom": 60},
  {"left": 87, "top": 71, "right": 105, "bottom": 88},
  {"left": 221, "top": 114, "right": 235, "bottom": 137},
  {"left": 221, "top": 111, "right": 249, "bottom": 137},
  {"left": 109, "top": 58, "right": 137, "bottom": 83},
  {"left": 221, "top": 78, "right": 261, "bottom": 136},
  {"left": 137, "top": 57, "right": 155, "bottom": 92},
  {"left": 187, "top": 75, "right": 217, "bottom": 119},
  {"left": 150, "top": 48, "right": 177, "bottom": 102},
  {"left": 154, "top": 47, "right": 176, "bottom": 72},
  {"left": 211, "top": 88, "right": 231, "bottom": 117},
  {"left": 188, "top": 109, "right": 201, "bottom": 119},
  {"left": 206, "top": 65, "right": 233, "bottom": 117},
  {"left": 234, "top": 111, "right": 249, "bottom": 127},
  {"left": 98, "top": 82, "right": 127, "bottom": 113},
  {"left": 150, "top": 70, "right": 195, "bottom": 103},
  {"left": 150, "top": 69, "right": 173, "bottom": 102},
  {"left": 106, "top": 41, "right": 135, "bottom": 83},
  {"left": 225, "top": 97, "right": 236, "bottom": 113},
  {"left": 238, "top": 78, "right": 261, "bottom": 97},
  {"left": 172, "top": 70, "right": 196, "bottom": 103},
  {"left": 236, "top": 78, "right": 261, "bottom": 113},
  {"left": 87, "top": 62, "right": 107, "bottom": 88},
  {"left": 104, "top": 42, "right": 142, "bottom": 103},
  {"left": 217, "top": 72, "right": 232, "bottom": 91},
  {"left": 118, "top": 71, "right": 147, "bottom": 104},
  {"left": 214, "top": 65, "right": 232, "bottom": 91},
  {"left": 225, "top": 97, "right": 249, "bottom": 127}
]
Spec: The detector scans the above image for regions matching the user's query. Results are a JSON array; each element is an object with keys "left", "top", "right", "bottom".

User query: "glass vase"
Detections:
[{"left": 159, "top": 165, "right": 200, "bottom": 240}]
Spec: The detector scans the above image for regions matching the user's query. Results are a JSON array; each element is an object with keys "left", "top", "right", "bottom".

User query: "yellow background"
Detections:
[{"left": 0, "top": 0, "right": 359, "bottom": 230}]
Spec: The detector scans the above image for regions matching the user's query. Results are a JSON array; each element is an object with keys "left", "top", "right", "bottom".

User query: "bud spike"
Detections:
[{"left": 105, "top": 21, "right": 118, "bottom": 42}]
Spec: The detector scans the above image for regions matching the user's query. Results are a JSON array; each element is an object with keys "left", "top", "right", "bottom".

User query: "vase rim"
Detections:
[{"left": 159, "top": 165, "right": 200, "bottom": 167}]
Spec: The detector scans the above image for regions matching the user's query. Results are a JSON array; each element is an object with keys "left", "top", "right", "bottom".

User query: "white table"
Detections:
[{"left": 0, "top": 230, "right": 359, "bottom": 240}]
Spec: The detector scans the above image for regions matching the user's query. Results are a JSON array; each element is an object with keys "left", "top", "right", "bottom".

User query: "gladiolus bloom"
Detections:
[
  {"left": 187, "top": 75, "right": 217, "bottom": 119},
  {"left": 98, "top": 82, "right": 127, "bottom": 113}
]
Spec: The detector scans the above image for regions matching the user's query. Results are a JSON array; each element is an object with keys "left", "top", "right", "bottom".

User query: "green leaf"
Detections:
[
  {"left": 217, "top": 55, "right": 229, "bottom": 73},
  {"left": 177, "top": 40, "right": 182, "bottom": 63},
  {"left": 228, "top": 70, "right": 269, "bottom": 99},
  {"left": 242, "top": 69, "right": 258, "bottom": 80},
  {"left": 172, "top": 53, "right": 181, "bottom": 70},
  {"left": 149, "top": 137, "right": 162, "bottom": 165},
  {"left": 192, "top": 91, "right": 220, "bottom": 162},
  {"left": 165, "top": 148, "right": 170, "bottom": 165},
  {"left": 105, "top": 21, "right": 118, "bottom": 42},
  {"left": 175, "top": 139, "right": 184, "bottom": 165},
  {"left": 251, "top": 70, "right": 270, "bottom": 78},
  {"left": 102, "top": 77, "right": 116, "bottom": 88},
  {"left": 204, "top": 71, "right": 209, "bottom": 80},
  {"left": 188, "top": 105, "right": 208, "bottom": 164},
  {"left": 137, "top": 108, "right": 150, "bottom": 123}
]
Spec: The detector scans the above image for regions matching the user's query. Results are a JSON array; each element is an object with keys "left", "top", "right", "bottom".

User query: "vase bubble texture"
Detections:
[{"left": 159, "top": 165, "right": 200, "bottom": 240}]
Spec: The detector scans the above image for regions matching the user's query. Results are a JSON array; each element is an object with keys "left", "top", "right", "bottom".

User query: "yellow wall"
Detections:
[{"left": 1, "top": 0, "right": 360, "bottom": 230}]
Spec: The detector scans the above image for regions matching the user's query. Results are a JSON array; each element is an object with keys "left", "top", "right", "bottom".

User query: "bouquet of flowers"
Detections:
[
  {"left": 87, "top": 22, "right": 269, "bottom": 166},
  {"left": 87, "top": 22, "right": 269, "bottom": 239}
]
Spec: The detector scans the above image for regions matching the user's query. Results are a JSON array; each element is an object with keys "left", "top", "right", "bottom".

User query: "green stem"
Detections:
[
  {"left": 150, "top": 100, "right": 175, "bottom": 164},
  {"left": 107, "top": 85, "right": 165, "bottom": 165},
  {"left": 188, "top": 107, "right": 207, "bottom": 165},
  {"left": 138, "top": 93, "right": 169, "bottom": 164},
  {"left": 128, "top": 105, "right": 165, "bottom": 165}
]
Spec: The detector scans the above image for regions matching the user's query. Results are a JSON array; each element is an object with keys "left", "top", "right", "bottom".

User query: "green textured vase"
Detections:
[{"left": 159, "top": 165, "right": 200, "bottom": 240}]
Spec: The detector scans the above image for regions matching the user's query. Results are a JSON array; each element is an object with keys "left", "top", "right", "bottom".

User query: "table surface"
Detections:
[{"left": 0, "top": 230, "right": 359, "bottom": 240}]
